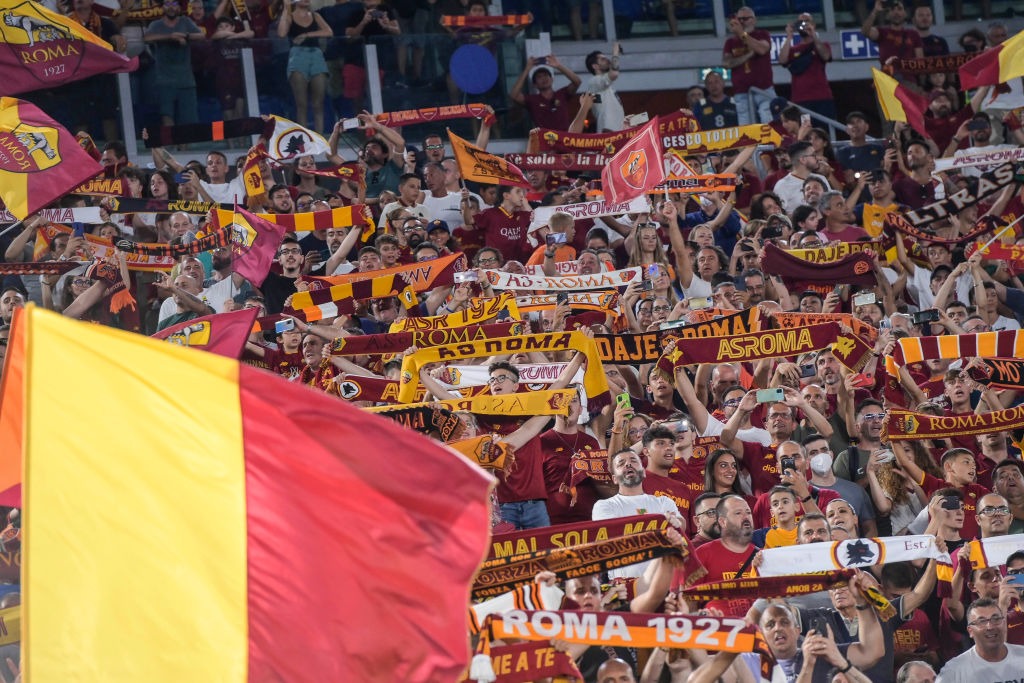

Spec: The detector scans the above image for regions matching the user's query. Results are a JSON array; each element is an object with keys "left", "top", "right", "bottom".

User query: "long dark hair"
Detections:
[{"left": 704, "top": 448, "right": 744, "bottom": 495}]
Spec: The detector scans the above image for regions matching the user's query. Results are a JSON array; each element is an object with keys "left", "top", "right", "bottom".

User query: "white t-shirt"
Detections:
[
  {"left": 774, "top": 172, "right": 830, "bottom": 214},
  {"left": 200, "top": 177, "right": 246, "bottom": 204},
  {"left": 587, "top": 73, "right": 625, "bottom": 132},
  {"left": 592, "top": 492, "right": 679, "bottom": 579},
  {"left": 701, "top": 414, "right": 771, "bottom": 446},
  {"left": 422, "top": 191, "right": 473, "bottom": 227},
  {"left": 680, "top": 275, "right": 712, "bottom": 300},
  {"left": 937, "top": 643, "right": 1024, "bottom": 683},
  {"left": 379, "top": 201, "right": 429, "bottom": 224}
]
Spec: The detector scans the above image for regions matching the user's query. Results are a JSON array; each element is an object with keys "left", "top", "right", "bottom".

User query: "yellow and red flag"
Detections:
[
  {"left": 0, "top": 97, "right": 103, "bottom": 219},
  {"left": 0, "top": 0, "right": 137, "bottom": 95},
  {"left": 448, "top": 128, "right": 530, "bottom": 188},
  {"left": 1, "top": 305, "right": 493, "bottom": 682},
  {"left": 601, "top": 117, "right": 665, "bottom": 204},
  {"left": 222, "top": 206, "right": 287, "bottom": 287},
  {"left": 151, "top": 308, "right": 258, "bottom": 358},
  {"left": 871, "top": 68, "right": 929, "bottom": 138},
  {"left": 960, "top": 29, "right": 1024, "bottom": 89}
]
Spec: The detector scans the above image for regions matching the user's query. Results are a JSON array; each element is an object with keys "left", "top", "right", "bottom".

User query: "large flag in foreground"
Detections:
[
  {"left": 0, "top": 97, "right": 103, "bottom": 219},
  {"left": 0, "top": 0, "right": 138, "bottom": 95},
  {"left": 871, "top": 68, "right": 929, "bottom": 139},
  {"left": 2, "top": 305, "right": 492, "bottom": 682},
  {"left": 600, "top": 117, "right": 666, "bottom": 204},
  {"left": 959, "top": 29, "right": 1024, "bottom": 89}
]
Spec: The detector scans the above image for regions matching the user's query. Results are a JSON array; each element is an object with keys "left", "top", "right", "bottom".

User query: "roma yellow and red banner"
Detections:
[
  {"left": 1, "top": 305, "right": 492, "bottom": 682},
  {"left": 872, "top": 67, "right": 928, "bottom": 138},
  {"left": 0, "top": 97, "right": 103, "bottom": 219},
  {"left": 151, "top": 308, "right": 258, "bottom": 359},
  {"left": 960, "top": 29, "right": 1024, "bottom": 88},
  {"left": 0, "top": 0, "right": 138, "bottom": 95},
  {"left": 449, "top": 129, "right": 530, "bottom": 188}
]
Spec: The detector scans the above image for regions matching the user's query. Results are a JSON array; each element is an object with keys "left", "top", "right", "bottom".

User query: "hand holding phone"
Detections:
[{"left": 756, "top": 387, "right": 785, "bottom": 403}]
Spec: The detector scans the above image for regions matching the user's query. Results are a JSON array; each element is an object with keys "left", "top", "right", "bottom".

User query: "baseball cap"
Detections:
[
  {"left": 426, "top": 219, "right": 450, "bottom": 234},
  {"left": 845, "top": 111, "right": 868, "bottom": 123}
]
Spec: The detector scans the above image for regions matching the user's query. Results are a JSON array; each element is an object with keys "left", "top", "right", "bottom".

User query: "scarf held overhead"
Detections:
[
  {"left": 886, "top": 404, "right": 1024, "bottom": 440},
  {"left": 389, "top": 292, "right": 519, "bottom": 331},
  {"left": 396, "top": 331, "right": 609, "bottom": 406},
  {"left": 484, "top": 266, "right": 642, "bottom": 291},
  {"left": 328, "top": 322, "right": 521, "bottom": 356},
  {"left": 366, "top": 389, "right": 576, "bottom": 417},
  {"left": 761, "top": 242, "right": 877, "bottom": 286},
  {"left": 488, "top": 514, "right": 669, "bottom": 562}
]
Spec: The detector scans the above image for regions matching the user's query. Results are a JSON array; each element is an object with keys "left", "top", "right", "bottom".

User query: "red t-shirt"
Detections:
[
  {"left": 785, "top": 40, "right": 833, "bottom": 103},
  {"left": 920, "top": 473, "right": 989, "bottom": 541},
  {"left": 875, "top": 26, "right": 922, "bottom": 63},
  {"left": 540, "top": 430, "right": 603, "bottom": 525},
  {"left": 740, "top": 441, "right": 780, "bottom": 497},
  {"left": 482, "top": 415, "right": 547, "bottom": 503},
  {"left": 893, "top": 175, "right": 942, "bottom": 210},
  {"left": 820, "top": 224, "right": 870, "bottom": 243},
  {"left": 253, "top": 346, "right": 304, "bottom": 380},
  {"left": 642, "top": 470, "right": 693, "bottom": 518},
  {"left": 893, "top": 606, "right": 942, "bottom": 657},
  {"left": 677, "top": 540, "right": 758, "bottom": 616},
  {"left": 669, "top": 438, "right": 717, "bottom": 499},
  {"left": 924, "top": 106, "right": 973, "bottom": 156},
  {"left": 476, "top": 207, "right": 533, "bottom": 264},
  {"left": 723, "top": 29, "right": 773, "bottom": 93},
  {"left": 523, "top": 86, "right": 575, "bottom": 131},
  {"left": 751, "top": 485, "right": 840, "bottom": 529},
  {"left": 452, "top": 225, "right": 485, "bottom": 263}
]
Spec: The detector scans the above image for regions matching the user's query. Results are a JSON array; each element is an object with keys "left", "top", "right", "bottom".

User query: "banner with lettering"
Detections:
[
  {"left": 650, "top": 174, "right": 738, "bottom": 195},
  {"left": 761, "top": 242, "right": 876, "bottom": 286},
  {"left": 395, "top": 331, "right": 609, "bottom": 406},
  {"left": 0, "top": 206, "right": 102, "bottom": 223},
  {"left": 784, "top": 240, "right": 886, "bottom": 264},
  {"left": 487, "top": 514, "right": 668, "bottom": 562},
  {"left": 473, "top": 530, "right": 680, "bottom": 599},
  {"left": 514, "top": 291, "right": 620, "bottom": 314},
  {"left": 657, "top": 323, "right": 872, "bottom": 373},
  {"left": 964, "top": 239, "right": 1024, "bottom": 263},
  {"left": 974, "top": 358, "right": 1024, "bottom": 389},
  {"left": 504, "top": 151, "right": 610, "bottom": 172},
  {"left": 528, "top": 110, "right": 698, "bottom": 154},
  {"left": 328, "top": 322, "right": 521, "bottom": 356},
  {"left": 483, "top": 266, "right": 642, "bottom": 291},
  {"left": 481, "top": 610, "right": 768, "bottom": 655},
  {"left": 766, "top": 311, "right": 878, "bottom": 342},
  {"left": 895, "top": 165, "right": 1020, "bottom": 227},
  {"left": 35, "top": 223, "right": 175, "bottom": 271},
  {"left": 531, "top": 196, "right": 649, "bottom": 232},
  {"left": 389, "top": 292, "right": 517, "bottom": 332},
  {"left": 375, "top": 103, "right": 496, "bottom": 128},
  {"left": 889, "top": 52, "right": 978, "bottom": 75},
  {"left": 756, "top": 535, "right": 947, "bottom": 576},
  {"left": 469, "top": 582, "right": 565, "bottom": 636},
  {"left": 886, "top": 404, "right": 1024, "bottom": 440},
  {"left": 366, "top": 389, "right": 575, "bottom": 417},
  {"left": 933, "top": 146, "right": 1024, "bottom": 173},
  {"left": 332, "top": 375, "right": 427, "bottom": 404},
  {"left": 434, "top": 363, "right": 577, "bottom": 390},
  {"left": 458, "top": 641, "right": 582, "bottom": 683}
]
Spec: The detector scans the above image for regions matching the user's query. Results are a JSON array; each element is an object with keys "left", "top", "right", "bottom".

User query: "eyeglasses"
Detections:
[
  {"left": 979, "top": 506, "right": 1011, "bottom": 516},
  {"left": 279, "top": 248, "right": 302, "bottom": 256},
  {"left": 653, "top": 305, "right": 672, "bottom": 313},
  {"left": 627, "top": 428, "right": 647, "bottom": 437},
  {"left": 968, "top": 614, "right": 1005, "bottom": 628},
  {"left": 723, "top": 398, "right": 742, "bottom": 407},
  {"left": 861, "top": 413, "right": 886, "bottom": 421},
  {"left": 478, "top": 256, "right": 499, "bottom": 265},
  {"left": 768, "top": 412, "right": 792, "bottom": 420},
  {"left": 72, "top": 278, "right": 92, "bottom": 287},
  {"left": 416, "top": 255, "right": 436, "bottom": 262},
  {"left": 676, "top": 424, "right": 691, "bottom": 433},
  {"left": 736, "top": 14, "right": 754, "bottom": 21},
  {"left": 487, "top": 374, "right": 517, "bottom": 385},
  {"left": 425, "top": 144, "right": 444, "bottom": 150},
  {"left": 695, "top": 509, "right": 718, "bottom": 517},
  {"left": 296, "top": 201, "right": 313, "bottom": 209}
]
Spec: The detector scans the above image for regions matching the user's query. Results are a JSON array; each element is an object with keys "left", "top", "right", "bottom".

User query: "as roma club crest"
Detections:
[
  {"left": 620, "top": 150, "right": 648, "bottom": 190},
  {"left": 0, "top": 122, "right": 61, "bottom": 173},
  {"left": 1, "top": 1, "right": 84, "bottom": 87}
]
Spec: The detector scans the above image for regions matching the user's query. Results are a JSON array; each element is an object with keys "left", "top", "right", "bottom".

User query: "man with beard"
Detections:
[
  {"left": 199, "top": 246, "right": 251, "bottom": 313},
  {"left": 677, "top": 494, "right": 757, "bottom": 615},
  {"left": 773, "top": 142, "right": 831, "bottom": 214},
  {"left": 923, "top": 85, "right": 991, "bottom": 158},
  {"left": 833, "top": 399, "right": 886, "bottom": 487},
  {"left": 974, "top": 432, "right": 1012, "bottom": 490},
  {"left": 592, "top": 449, "right": 684, "bottom": 579},
  {"left": 853, "top": 169, "right": 905, "bottom": 238},
  {"left": 260, "top": 238, "right": 304, "bottom": 314},
  {"left": 751, "top": 440, "right": 836, "bottom": 530},
  {"left": 361, "top": 135, "right": 405, "bottom": 199},
  {"left": 721, "top": 389, "right": 833, "bottom": 496},
  {"left": 144, "top": 1, "right": 203, "bottom": 126},
  {"left": 892, "top": 139, "right": 944, "bottom": 211},
  {"left": 690, "top": 492, "right": 722, "bottom": 548},
  {"left": 992, "top": 460, "right": 1024, "bottom": 533}
]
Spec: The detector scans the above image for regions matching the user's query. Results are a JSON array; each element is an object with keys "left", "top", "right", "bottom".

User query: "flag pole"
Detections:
[
  {"left": 0, "top": 220, "right": 24, "bottom": 240},
  {"left": 975, "top": 214, "right": 1024, "bottom": 254}
]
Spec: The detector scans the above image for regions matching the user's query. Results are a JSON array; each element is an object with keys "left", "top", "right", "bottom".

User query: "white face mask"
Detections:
[{"left": 810, "top": 452, "right": 833, "bottom": 475}]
